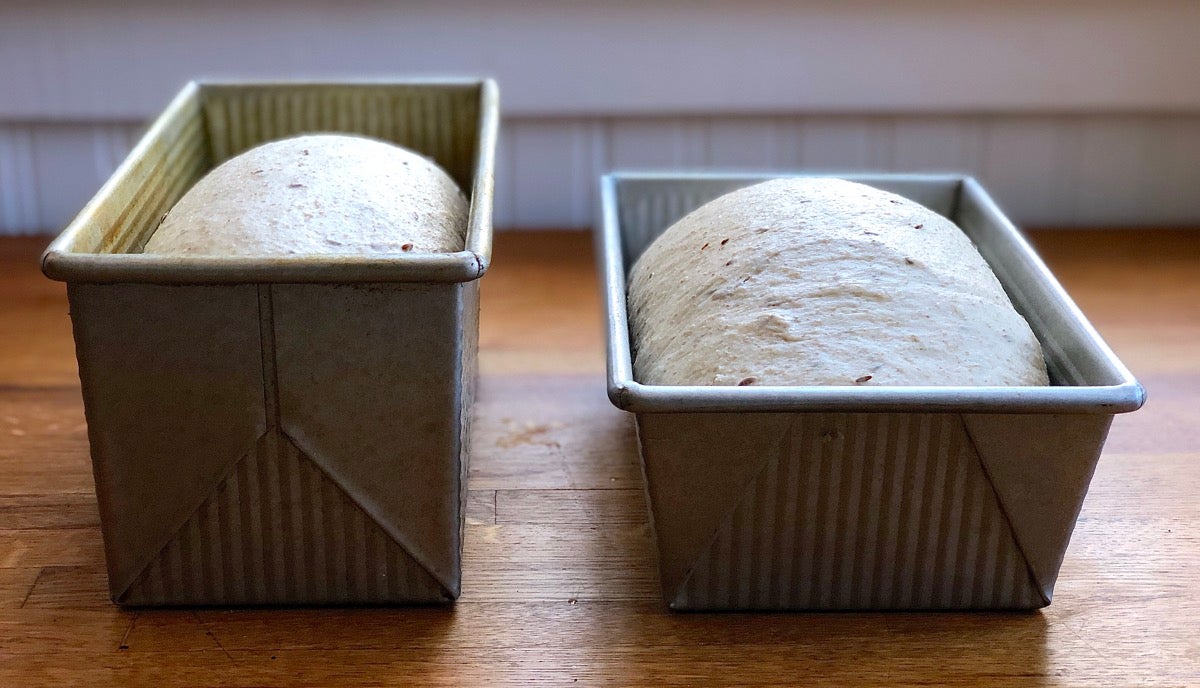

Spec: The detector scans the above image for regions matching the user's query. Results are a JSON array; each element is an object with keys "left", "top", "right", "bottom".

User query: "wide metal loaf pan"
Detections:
[
  {"left": 598, "top": 172, "right": 1144, "bottom": 611},
  {"left": 42, "top": 79, "right": 499, "bottom": 606}
]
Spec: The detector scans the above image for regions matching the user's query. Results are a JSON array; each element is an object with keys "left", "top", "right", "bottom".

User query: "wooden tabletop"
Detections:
[{"left": 1, "top": 229, "right": 1197, "bottom": 686}]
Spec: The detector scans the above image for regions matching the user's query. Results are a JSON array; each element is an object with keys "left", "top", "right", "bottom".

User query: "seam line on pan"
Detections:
[
  {"left": 256, "top": 285, "right": 451, "bottom": 599},
  {"left": 277, "top": 430, "right": 454, "bottom": 599},
  {"left": 959, "top": 414, "right": 1050, "bottom": 606},
  {"left": 120, "top": 430, "right": 450, "bottom": 603},
  {"left": 258, "top": 285, "right": 281, "bottom": 432},
  {"left": 115, "top": 431, "right": 265, "bottom": 603},
  {"left": 671, "top": 416, "right": 794, "bottom": 608},
  {"left": 120, "top": 285, "right": 278, "bottom": 603},
  {"left": 257, "top": 283, "right": 283, "bottom": 602}
]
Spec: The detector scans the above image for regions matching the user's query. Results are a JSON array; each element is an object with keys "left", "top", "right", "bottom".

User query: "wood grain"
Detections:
[{"left": 0, "top": 229, "right": 1197, "bottom": 686}]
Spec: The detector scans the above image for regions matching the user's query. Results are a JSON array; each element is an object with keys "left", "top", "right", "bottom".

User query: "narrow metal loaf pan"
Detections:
[
  {"left": 42, "top": 79, "right": 499, "bottom": 606},
  {"left": 598, "top": 172, "right": 1144, "bottom": 611}
]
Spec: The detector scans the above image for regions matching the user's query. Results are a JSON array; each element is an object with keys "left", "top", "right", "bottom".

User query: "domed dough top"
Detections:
[
  {"left": 626, "top": 178, "right": 1049, "bottom": 387},
  {"left": 143, "top": 134, "right": 468, "bottom": 256}
]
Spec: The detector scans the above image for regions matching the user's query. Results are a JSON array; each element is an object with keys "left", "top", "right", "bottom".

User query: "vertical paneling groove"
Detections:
[
  {"left": 492, "top": 121, "right": 517, "bottom": 229},
  {"left": 514, "top": 113, "right": 1200, "bottom": 230},
  {"left": 0, "top": 125, "right": 40, "bottom": 232},
  {"left": 5, "top": 114, "right": 1200, "bottom": 234}
]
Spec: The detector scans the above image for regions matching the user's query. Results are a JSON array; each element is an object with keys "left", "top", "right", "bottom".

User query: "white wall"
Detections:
[
  {"left": 497, "top": 114, "right": 1200, "bottom": 229},
  {"left": 3, "top": 0, "right": 1200, "bottom": 232}
]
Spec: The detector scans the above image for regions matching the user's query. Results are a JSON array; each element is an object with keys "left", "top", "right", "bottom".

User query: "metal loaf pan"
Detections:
[
  {"left": 42, "top": 79, "right": 499, "bottom": 606},
  {"left": 598, "top": 172, "right": 1144, "bottom": 611}
]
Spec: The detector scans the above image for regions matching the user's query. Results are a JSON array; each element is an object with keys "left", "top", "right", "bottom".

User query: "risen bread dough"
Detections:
[
  {"left": 627, "top": 178, "right": 1049, "bottom": 387},
  {"left": 143, "top": 134, "right": 467, "bottom": 255}
]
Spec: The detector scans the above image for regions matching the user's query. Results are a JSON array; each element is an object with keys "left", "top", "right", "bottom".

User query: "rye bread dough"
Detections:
[
  {"left": 627, "top": 178, "right": 1049, "bottom": 387},
  {"left": 143, "top": 134, "right": 467, "bottom": 255}
]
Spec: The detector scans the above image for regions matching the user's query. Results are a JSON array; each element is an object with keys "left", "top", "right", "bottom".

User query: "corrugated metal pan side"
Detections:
[
  {"left": 639, "top": 411, "right": 1048, "bottom": 611},
  {"left": 201, "top": 82, "right": 480, "bottom": 198}
]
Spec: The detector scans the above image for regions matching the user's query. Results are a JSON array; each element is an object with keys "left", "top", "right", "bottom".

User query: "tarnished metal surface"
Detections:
[
  {"left": 44, "top": 79, "right": 498, "bottom": 606},
  {"left": 42, "top": 79, "right": 498, "bottom": 284},
  {"left": 598, "top": 172, "right": 1143, "bottom": 610}
]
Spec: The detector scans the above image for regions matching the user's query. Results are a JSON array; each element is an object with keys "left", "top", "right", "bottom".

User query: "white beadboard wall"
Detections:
[
  {"left": 498, "top": 115, "right": 1200, "bottom": 229},
  {"left": 3, "top": 0, "right": 1200, "bottom": 232},
  {"left": 4, "top": 115, "right": 1199, "bottom": 233}
]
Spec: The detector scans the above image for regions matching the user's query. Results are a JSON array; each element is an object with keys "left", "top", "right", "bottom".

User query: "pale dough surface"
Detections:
[
  {"left": 143, "top": 134, "right": 467, "bottom": 256},
  {"left": 627, "top": 178, "right": 1049, "bottom": 387}
]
